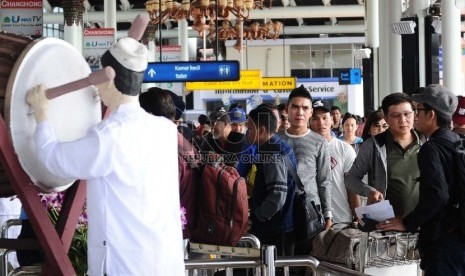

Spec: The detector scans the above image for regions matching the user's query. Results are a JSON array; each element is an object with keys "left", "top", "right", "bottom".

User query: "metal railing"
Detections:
[
  {"left": 185, "top": 245, "right": 320, "bottom": 276},
  {"left": 186, "top": 244, "right": 373, "bottom": 276},
  {"left": 0, "top": 219, "right": 21, "bottom": 276},
  {"left": 186, "top": 232, "right": 376, "bottom": 276},
  {"left": 189, "top": 234, "right": 261, "bottom": 258}
]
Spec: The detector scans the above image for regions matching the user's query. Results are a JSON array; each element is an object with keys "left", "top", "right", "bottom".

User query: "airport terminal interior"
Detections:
[{"left": 1, "top": 0, "right": 465, "bottom": 275}]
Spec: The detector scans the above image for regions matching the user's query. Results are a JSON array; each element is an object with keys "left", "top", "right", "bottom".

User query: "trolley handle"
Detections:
[{"left": 45, "top": 66, "right": 115, "bottom": 100}]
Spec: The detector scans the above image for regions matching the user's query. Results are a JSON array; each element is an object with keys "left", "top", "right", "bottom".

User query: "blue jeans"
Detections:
[{"left": 421, "top": 235, "right": 465, "bottom": 276}]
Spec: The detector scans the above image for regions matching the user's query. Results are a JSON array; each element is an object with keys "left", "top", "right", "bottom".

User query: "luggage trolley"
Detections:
[
  {"left": 311, "top": 228, "right": 420, "bottom": 275},
  {"left": 187, "top": 234, "right": 262, "bottom": 275},
  {"left": 361, "top": 231, "right": 420, "bottom": 276}
]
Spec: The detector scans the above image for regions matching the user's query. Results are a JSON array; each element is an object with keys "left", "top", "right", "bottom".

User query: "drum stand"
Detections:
[{"left": 0, "top": 114, "right": 84, "bottom": 275}]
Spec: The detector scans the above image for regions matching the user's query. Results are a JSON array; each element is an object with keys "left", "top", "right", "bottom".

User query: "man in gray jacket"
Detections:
[{"left": 345, "top": 93, "right": 421, "bottom": 219}]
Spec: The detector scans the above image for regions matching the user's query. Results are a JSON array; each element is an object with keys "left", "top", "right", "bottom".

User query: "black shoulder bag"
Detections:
[{"left": 283, "top": 155, "right": 325, "bottom": 242}]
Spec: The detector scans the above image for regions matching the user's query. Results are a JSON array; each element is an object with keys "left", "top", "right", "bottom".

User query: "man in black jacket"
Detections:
[{"left": 378, "top": 84, "right": 465, "bottom": 275}]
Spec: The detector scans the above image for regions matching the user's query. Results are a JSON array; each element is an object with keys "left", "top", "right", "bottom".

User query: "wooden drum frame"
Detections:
[{"left": 4, "top": 36, "right": 102, "bottom": 192}]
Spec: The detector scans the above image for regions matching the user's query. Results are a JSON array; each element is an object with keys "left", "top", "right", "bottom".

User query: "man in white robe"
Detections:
[{"left": 26, "top": 37, "right": 185, "bottom": 276}]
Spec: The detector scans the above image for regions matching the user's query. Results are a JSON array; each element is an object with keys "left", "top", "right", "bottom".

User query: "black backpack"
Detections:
[
  {"left": 451, "top": 140, "right": 465, "bottom": 237},
  {"left": 431, "top": 137, "right": 465, "bottom": 237}
]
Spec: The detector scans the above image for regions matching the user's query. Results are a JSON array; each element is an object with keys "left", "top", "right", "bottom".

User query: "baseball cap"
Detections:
[
  {"left": 216, "top": 113, "right": 231, "bottom": 124},
  {"left": 411, "top": 84, "right": 458, "bottom": 118},
  {"left": 209, "top": 110, "right": 227, "bottom": 123},
  {"left": 228, "top": 107, "right": 247, "bottom": 123},
  {"left": 167, "top": 91, "right": 185, "bottom": 121},
  {"left": 312, "top": 100, "right": 330, "bottom": 113},
  {"left": 453, "top": 96, "right": 465, "bottom": 125}
]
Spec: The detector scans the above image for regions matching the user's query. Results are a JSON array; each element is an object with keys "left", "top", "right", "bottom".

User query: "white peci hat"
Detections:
[{"left": 108, "top": 37, "right": 148, "bottom": 72}]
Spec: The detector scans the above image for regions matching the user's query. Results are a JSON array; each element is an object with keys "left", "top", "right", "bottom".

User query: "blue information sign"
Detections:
[
  {"left": 338, "top": 68, "right": 362, "bottom": 85},
  {"left": 143, "top": 61, "right": 240, "bottom": 83}
]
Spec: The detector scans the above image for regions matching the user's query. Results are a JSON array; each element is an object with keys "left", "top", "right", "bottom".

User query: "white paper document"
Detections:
[{"left": 355, "top": 200, "right": 395, "bottom": 222}]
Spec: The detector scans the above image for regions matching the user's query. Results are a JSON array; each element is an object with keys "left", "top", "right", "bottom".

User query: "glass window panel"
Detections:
[{"left": 332, "top": 49, "right": 353, "bottom": 68}]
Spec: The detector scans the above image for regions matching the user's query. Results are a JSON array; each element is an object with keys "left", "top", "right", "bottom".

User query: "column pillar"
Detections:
[
  {"left": 62, "top": 0, "right": 85, "bottom": 54},
  {"left": 442, "top": 0, "right": 462, "bottom": 94}
]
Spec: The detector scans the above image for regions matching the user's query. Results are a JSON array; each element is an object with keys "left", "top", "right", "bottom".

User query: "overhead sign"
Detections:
[
  {"left": 152, "top": 46, "right": 183, "bottom": 95},
  {"left": 155, "top": 45, "right": 181, "bottom": 62},
  {"left": 262, "top": 77, "right": 296, "bottom": 90},
  {"left": 143, "top": 61, "right": 240, "bottom": 83},
  {"left": 1, "top": 0, "right": 43, "bottom": 37},
  {"left": 186, "top": 70, "right": 262, "bottom": 90},
  {"left": 338, "top": 68, "right": 362, "bottom": 85}
]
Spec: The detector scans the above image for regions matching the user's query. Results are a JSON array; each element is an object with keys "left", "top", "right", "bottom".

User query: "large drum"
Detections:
[{"left": 0, "top": 32, "right": 102, "bottom": 195}]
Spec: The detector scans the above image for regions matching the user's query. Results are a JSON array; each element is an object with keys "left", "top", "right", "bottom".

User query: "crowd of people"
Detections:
[
  {"left": 22, "top": 36, "right": 465, "bottom": 274},
  {"left": 181, "top": 85, "right": 465, "bottom": 275}
]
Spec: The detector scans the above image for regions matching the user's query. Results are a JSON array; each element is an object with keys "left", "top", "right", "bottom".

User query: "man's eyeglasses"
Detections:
[
  {"left": 387, "top": 111, "right": 414, "bottom": 119},
  {"left": 372, "top": 123, "right": 388, "bottom": 129},
  {"left": 413, "top": 108, "right": 428, "bottom": 115}
]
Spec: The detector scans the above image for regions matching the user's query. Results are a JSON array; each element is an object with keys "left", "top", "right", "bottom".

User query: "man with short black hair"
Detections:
[
  {"left": 246, "top": 106, "right": 296, "bottom": 257},
  {"left": 331, "top": 105, "right": 343, "bottom": 137},
  {"left": 278, "top": 85, "right": 332, "bottom": 254},
  {"left": 345, "top": 93, "right": 421, "bottom": 219},
  {"left": 310, "top": 103, "right": 358, "bottom": 224},
  {"left": 277, "top": 103, "right": 290, "bottom": 132},
  {"left": 379, "top": 84, "right": 465, "bottom": 275}
]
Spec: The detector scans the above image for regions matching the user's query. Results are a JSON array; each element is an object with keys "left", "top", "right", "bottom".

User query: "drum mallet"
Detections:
[
  {"left": 45, "top": 66, "right": 115, "bottom": 100},
  {"left": 127, "top": 13, "right": 150, "bottom": 41}
]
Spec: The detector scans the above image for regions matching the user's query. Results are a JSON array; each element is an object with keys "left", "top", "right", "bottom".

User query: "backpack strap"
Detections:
[
  {"left": 178, "top": 134, "right": 199, "bottom": 169},
  {"left": 282, "top": 154, "right": 304, "bottom": 192}
]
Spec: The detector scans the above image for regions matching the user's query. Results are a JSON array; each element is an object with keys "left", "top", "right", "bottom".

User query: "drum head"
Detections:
[{"left": 5, "top": 37, "right": 102, "bottom": 192}]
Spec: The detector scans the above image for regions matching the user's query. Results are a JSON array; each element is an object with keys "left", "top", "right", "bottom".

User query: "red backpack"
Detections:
[
  {"left": 178, "top": 133, "right": 201, "bottom": 239},
  {"left": 191, "top": 155, "right": 249, "bottom": 246}
]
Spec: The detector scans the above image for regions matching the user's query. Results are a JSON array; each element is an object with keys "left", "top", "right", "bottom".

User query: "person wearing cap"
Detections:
[
  {"left": 310, "top": 103, "right": 358, "bottom": 224},
  {"left": 453, "top": 95, "right": 465, "bottom": 138},
  {"left": 378, "top": 84, "right": 465, "bottom": 275},
  {"left": 277, "top": 85, "right": 332, "bottom": 255},
  {"left": 26, "top": 38, "right": 184, "bottom": 275},
  {"left": 228, "top": 106, "right": 247, "bottom": 133},
  {"left": 345, "top": 93, "right": 421, "bottom": 219},
  {"left": 200, "top": 113, "right": 246, "bottom": 167}
]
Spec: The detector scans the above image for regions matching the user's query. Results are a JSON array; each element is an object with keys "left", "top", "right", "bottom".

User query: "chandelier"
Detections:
[{"left": 144, "top": 0, "right": 282, "bottom": 50}]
